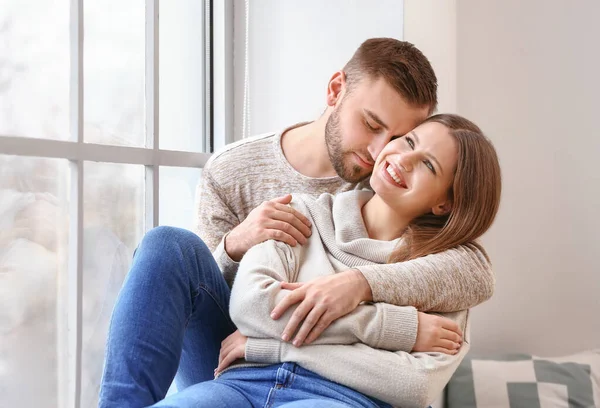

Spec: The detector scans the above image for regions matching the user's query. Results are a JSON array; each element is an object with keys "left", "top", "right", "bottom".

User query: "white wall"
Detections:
[
  {"left": 403, "top": 0, "right": 457, "bottom": 113},
  {"left": 456, "top": 0, "right": 600, "bottom": 356},
  {"left": 232, "top": 0, "right": 404, "bottom": 140},
  {"left": 232, "top": 0, "right": 600, "bottom": 358}
]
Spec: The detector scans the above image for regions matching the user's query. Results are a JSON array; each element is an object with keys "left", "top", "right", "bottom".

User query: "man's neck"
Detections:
[
  {"left": 281, "top": 113, "right": 338, "bottom": 178},
  {"left": 361, "top": 195, "right": 411, "bottom": 241}
]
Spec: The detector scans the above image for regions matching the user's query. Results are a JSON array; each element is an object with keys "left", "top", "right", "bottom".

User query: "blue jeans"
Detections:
[
  {"left": 99, "top": 227, "right": 236, "bottom": 407},
  {"left": 98, "top": 227, "right": 390, "bottom": 407},
  {"left": 151, "top": 362, "right": 391, "bottom": 408}
]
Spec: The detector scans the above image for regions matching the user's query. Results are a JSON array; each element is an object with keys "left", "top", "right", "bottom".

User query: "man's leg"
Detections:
[{"left": 98, "top": 226, "right": 235, "bottom": 408}]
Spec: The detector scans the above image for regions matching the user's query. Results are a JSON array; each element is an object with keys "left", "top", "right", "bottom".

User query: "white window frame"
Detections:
[{"left": 0, "top": 0, "right": 234, "bottom": 406}]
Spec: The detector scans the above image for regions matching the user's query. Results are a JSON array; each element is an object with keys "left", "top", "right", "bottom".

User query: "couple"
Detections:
[{"left": 98, "top": 38, "right": 501, "bottom": 408}]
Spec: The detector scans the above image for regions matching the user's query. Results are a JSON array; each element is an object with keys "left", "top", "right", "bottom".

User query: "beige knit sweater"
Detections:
[
  {"left": 228, "top": 191, "right": 470, "bottom": 408},
  {"left": 194, "top": 126, "right": 494, "bottom": 313}
]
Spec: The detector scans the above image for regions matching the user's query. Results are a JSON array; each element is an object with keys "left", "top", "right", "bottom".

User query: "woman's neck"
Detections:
[{"left": 361, "top": 195, "right": 412, "bottom": 241}]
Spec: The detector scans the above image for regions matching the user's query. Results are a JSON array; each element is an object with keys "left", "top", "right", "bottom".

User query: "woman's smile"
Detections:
[{"left": 381, "top": 161, "right": 407, "bottom": 188}]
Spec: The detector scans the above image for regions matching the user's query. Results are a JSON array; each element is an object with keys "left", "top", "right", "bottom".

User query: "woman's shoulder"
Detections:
[{"left": 291, "top": 190, "right": 371, "bottom": 207}]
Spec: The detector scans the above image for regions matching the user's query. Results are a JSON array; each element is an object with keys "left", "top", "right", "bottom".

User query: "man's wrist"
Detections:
[
  {"left": 350, "top": 269, "right": 373, "bottom": 302},
  {"left": 224, "top": 232, "right": 243, "bottom": 262}
]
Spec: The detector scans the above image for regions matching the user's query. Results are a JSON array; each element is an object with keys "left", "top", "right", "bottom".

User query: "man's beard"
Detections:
[{"left": 324, "top": 106, "right": 371, "bottom": 183}]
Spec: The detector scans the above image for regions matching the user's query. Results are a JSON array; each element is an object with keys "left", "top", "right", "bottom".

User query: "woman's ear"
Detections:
[
  {"left": 432, "top": 200, "right": 453, "bottom": 216},
  {"left": 326, "top": 71, "right": 347, "bottom": 107}
]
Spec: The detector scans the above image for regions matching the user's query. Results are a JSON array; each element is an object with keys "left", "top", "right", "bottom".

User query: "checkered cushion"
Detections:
[{"left": 446, "top": 349, "right": 600, "bottom": 407}]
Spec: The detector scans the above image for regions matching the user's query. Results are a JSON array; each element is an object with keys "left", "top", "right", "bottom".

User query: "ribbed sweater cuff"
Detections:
[
  {"left": 245, "top": 338, "right": 282, "bottom": 364},
  {"left": 378, "top": 305, "right": 418, "bottom": 352},
  {"left": 212, "top": 233, "right": 240, "bottom": 286}
]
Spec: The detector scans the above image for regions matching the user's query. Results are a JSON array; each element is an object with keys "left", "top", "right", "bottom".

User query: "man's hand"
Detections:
[
  {"left": 413, "top": 312, "right": 463, "bottom": 354},
  {"left": 271, "top": 269, "right": 372, "bottom": 347},
  {"left": 215, "top": 330, "right": 248, "bottom": 375},
  {"left": 224, "top": 194, "right": 312, "bottom": 261}
]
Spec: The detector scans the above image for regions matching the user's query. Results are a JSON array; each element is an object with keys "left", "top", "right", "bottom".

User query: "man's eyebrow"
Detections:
[
  {"left": 363, "top": 109, "right": 388, "bottom": 130},
  {"left": 410, "top": 131, "right": 444, "bottom": 175}
]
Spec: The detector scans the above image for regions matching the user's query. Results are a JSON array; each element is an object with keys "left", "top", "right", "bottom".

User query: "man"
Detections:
[
  {"left": 195, "top": 37, "right": 492, "bottom": 376},
  {"left": 99, "top": 38, "right": 494, "bottom": 406}
]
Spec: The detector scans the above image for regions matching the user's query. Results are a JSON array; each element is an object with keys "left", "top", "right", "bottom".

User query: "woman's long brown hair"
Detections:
[{"left": 389, "top": 114, "right": 502, "bottom": 263}]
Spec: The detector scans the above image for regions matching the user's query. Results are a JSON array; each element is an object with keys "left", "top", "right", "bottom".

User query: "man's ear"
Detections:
[
  {"left": 432, "top": 199, "right": 453, "bottom": 216},
  {"left": 326, "top": 71, "right": 347, "bottom": 107}
]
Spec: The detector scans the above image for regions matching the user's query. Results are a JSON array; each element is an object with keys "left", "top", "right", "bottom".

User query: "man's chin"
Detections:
[{"left": 341, "top": 166, "right": 371, "bottom": 183}]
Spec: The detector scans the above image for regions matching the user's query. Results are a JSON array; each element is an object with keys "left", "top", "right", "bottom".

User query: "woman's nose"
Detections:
[{"left": 397, "top": 151, "right": 418, "bottom": 172}]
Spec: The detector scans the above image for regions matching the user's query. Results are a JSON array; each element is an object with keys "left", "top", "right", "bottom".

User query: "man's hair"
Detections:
[{"left": 343, "top": 38, "right": 438, "bottom": 114}]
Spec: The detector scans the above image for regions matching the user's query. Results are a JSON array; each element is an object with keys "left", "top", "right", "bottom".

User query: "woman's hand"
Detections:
[
  {"left": 270, "top": 269, "right": 372, "bottom": 347},
  {"left": 413, "top": 312, "right": 463, "bottom": 354},
  {"left": 215, "top": 330, "right": 248, "bottom": 376}
]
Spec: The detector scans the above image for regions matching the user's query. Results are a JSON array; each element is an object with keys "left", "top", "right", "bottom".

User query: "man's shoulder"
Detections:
[
  {"left": 210, "top": 132, "right": 277, "bottom": 163},
  {"left": 204, "top": 131, "right": 278, "bottom": 178}
]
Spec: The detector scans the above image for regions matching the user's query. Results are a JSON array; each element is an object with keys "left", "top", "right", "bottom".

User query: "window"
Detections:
[{"left": 0, "top": 1, "right": 230, "bottom": 406}]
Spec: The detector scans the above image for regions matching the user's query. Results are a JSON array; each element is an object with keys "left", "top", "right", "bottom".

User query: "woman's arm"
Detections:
[
  {"left": 245, "top": 310, "right": 470, "bottom": 408},
  {"left": 230, "top": 240, "right": 420, "bottom": 352}
]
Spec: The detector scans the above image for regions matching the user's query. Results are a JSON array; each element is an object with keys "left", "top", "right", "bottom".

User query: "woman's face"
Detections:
[{"left": 370, "top": 121, "right": 459, "bottom": 219}]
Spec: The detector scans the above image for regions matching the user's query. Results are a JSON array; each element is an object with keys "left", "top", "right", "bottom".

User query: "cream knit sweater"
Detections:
[
  {"left": 228, "top": 190, "right": 471, "bottom": 408},
  {"left": 195, "top": 126, "right": 494, "bottom": 313}
]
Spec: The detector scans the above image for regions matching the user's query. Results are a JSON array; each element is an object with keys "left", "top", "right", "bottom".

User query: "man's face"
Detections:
[{"left": 325, "top": 76, "right": 430, "bottom": 183}]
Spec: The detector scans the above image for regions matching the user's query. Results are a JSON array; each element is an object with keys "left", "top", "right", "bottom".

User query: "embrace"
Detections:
[{"left": 99, "top": 38, "right": 502, "bottom": 408}]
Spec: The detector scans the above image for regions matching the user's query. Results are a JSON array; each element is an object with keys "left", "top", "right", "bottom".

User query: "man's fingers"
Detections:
[
  {"left": 304, "top": 314, "right": 332, "bottom": 345},
  {"left": 281, "top": 301, "right": 313, "bottom": 342},
  {"left": 266, "top": 220, "right": 308, "bottom": 245},
  {"left": 267, "top": 229, "right": 299, "bottom": 247},
  {"left": 280, "top": 281, "right": 303, "bottom": 290},
  {"left": 292, "top": 306, "right": 326, "bottom": 347},
  {"left": 273, "top": 202, "right": 312, "bottom": 229},
  {"left": 269, "top": 207, "right": 312, "bottom": 238},
  {"left": 271, "top": 194, "right": 293, "bottom": 205},
  {"left": 271, "top": 288, "right": 305, "bottom": 319}
]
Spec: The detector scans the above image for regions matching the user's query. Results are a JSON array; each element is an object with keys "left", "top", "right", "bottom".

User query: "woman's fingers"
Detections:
[
  {"left": 441, "top": 327, "right": 463, "bottom": 344},
  {"left": 215, "top": 345, "right": 244, "bottom": 375}
]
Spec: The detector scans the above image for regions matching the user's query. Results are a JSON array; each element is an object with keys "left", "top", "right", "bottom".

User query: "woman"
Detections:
[{"left": 100, "top": 114, "right": 501, "bottom": 408}]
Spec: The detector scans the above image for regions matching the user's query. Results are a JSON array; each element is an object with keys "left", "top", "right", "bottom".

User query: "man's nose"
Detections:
[{"left": 367, "top": 135, "right": 391, "bottom": 163}]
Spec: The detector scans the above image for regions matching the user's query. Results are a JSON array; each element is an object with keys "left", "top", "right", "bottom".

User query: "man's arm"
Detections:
[
  {"left": 195, "top": 167, "right": 312, "bottom": 286},
  {"left": 356, "top": 242, "right": 495, "bottom": 312},
  {"left": 230, "top": 240, "right": 421, "bottom": 353},
  {"left": 194, "top": 169, "right": 242, "bottom": 285}
]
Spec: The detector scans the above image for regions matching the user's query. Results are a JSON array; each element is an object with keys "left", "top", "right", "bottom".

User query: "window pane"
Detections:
[
  {"left": 159, "top": 166, "right": 202, "bottom": 229},
  {"left": 159, "top": 0, "right": 206, "bottom": 152},
  {"left": 0, "top": 155, "right": 69, "bottom": 408},
  {"left": 0, "top": 2, "right": 70, "bottom": 140},
  {"left": 82, "top": 162, "right": 144, "bottom": 406},
  {"left": 84, "top": 0, "right": 145, "bottom": 147}
]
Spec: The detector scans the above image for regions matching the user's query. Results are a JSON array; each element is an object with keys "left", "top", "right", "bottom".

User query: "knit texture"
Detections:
[
  {"left": 228, "top": 191, "right": 471, "bottom": 408},
  {"left": 194, "top": 125, "right": 495, "bottom": 311}
]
